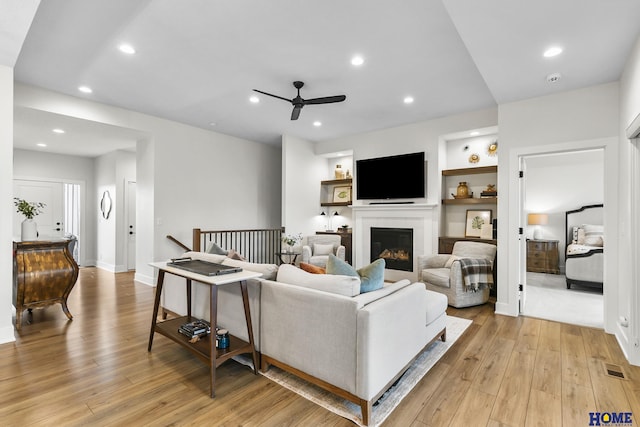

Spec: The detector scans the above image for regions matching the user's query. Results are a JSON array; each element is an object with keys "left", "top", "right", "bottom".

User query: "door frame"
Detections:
[
  {"left": 501, "top": 137, "right": 618, "bottom": 334},
  {"left": 124, "top": 179, "right": 136, "bottom": 271},
  {"left": 14, "top": 176, "right": 87, "bottom": 266}
]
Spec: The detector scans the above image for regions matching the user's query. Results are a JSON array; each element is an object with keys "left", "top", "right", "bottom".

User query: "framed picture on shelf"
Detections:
[
  {"left": 333, "top": 186, "right": 351, "bottom": 203},
  {"left": 465, "top": 209, "right": 492, "bottom": 238}
]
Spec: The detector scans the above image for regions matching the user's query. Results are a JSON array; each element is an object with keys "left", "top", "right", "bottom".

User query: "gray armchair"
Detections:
[
  {"left": 301, "top": 235, "right": 346, "bottom": 268},
  {"left": 417, "top": 241, "right": 496, "bottom": 308}
]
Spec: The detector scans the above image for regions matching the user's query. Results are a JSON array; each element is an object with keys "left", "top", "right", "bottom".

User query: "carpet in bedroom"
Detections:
[{"left": 523, "top": 272, "right": 603, "bottom": 328}]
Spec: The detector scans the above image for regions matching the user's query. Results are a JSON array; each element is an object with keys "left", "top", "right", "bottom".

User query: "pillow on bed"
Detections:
[
  {"left": 573, "top": 227, "right": 586, "bottom": 245},
  {"left": 583, "top": 224, "right": 604, "bottom": 247}
]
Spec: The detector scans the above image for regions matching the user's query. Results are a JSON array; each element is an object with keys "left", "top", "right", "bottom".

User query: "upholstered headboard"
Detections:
[{"left": 565, "top": 204, "right": 603, "bottom": 249}]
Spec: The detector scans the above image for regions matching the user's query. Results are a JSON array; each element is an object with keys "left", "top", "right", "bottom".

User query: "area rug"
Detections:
[{"left": 237, "top": 316, "right": 471, "bottom": 426}]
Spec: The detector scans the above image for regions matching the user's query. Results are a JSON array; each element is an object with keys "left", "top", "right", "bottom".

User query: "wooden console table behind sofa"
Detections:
[{"left": 13, "top": 239, "right": 79, "bottom": 330}]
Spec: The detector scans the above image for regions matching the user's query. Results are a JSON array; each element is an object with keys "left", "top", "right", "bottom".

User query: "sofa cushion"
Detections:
[
  {"left": 424, "top": 289, "right": 448, "bottom": 324},
  {"left": 222, "top": 258, "right": 278, "bottom": 280},
  {"left": 352, "top": 279, "right": 413, "bottom": 308},
  {"left": 276, "top": 264, "right": 360, "bottom": 297},
  {"left": 300, "top": 262, "right": 326, "bottom": 274},
  {"left": 421, "top": 268, "right": 450, "bottom": 288},
  {"left": 313, "top": 243, "right": 335, "bottom": 255},
  {"left": 183, "top": 251, "right": 227, "bottom": 264},
  {"left": 326, "top": 254, "right": 385, "bottom": 293}
]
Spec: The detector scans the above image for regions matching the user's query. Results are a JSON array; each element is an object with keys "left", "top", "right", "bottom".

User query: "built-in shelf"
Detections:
[
  {"left": 442, "top": 197, "right": 497, "bottom": 205},
  {"left": 321, "top": 178, "right": 353, "bottom": 185},
  {"left": 321, "top": 178, "right": 352, "bottom": 206},
  {"left": 442, "top": 165, "right": 497, "bottom": 176}
]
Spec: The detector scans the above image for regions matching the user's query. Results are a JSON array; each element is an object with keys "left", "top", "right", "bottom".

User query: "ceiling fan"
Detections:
[{"left": 253, "top": 81, "right": 346, "bottom": 120}]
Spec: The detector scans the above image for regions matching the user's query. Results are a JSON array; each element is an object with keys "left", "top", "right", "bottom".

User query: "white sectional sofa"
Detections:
[{"left": 159, "top": 253, "right": 447, "bottom": 425}]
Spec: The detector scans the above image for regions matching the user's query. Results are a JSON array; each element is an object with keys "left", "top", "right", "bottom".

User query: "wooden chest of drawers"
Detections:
[{"left": 526, "top": 239, "right": 560, "bottom": 274}]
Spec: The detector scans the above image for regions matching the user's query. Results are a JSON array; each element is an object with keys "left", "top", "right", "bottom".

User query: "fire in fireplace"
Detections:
[{"left": 370, "top": 227, "right": 413, "bottom": 272}]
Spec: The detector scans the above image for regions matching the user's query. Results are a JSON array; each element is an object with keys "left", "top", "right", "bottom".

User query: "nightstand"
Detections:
[{"left": 526, "top": 239, "right": 560, "bottom": 274}]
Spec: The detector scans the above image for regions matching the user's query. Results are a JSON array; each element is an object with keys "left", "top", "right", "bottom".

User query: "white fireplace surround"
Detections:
[{"left": 352, "top": 204, "right": 438, "bottom": 282}]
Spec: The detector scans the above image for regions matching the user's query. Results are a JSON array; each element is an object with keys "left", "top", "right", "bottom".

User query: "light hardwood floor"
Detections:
[{"left": 1, "top": 268, "right": 638, "bottom": 426}]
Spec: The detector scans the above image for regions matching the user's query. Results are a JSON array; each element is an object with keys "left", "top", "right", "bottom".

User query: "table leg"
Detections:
[
  {"left": 186, "top": 278, "right": 192, "bottom": 320},
  {"left": 240, "top": 280, "right": 259, "bottom": 374},
  {"left": 148, "top": 270, "right": 165, "bottom": 352},
  {"left": 209, "top": 284, "right": 218, "bottom": 398}
]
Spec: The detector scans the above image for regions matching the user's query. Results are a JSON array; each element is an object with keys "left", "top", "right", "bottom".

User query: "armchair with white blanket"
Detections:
[{"left": 417, "top": 241, "right": 496, "bottom": 308}]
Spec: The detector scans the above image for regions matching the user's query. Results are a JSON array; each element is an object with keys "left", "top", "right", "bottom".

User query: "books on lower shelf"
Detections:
[{"left": 178, "top": 318, "right": 211, "bottom": 338}]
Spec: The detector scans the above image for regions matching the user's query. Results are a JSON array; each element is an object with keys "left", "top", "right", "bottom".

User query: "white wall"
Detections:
[
  {"left": 282, "top": 134, "right": 328, "bottom": 240},
  {"left": 14, "top": 84, "right": 282, "bottom": 286},
  {"left": 619, "top": 34, "right": 640, "bottom": 365},
  {"left": 0, "top": 65, "right": 16, "bottom": 344},
  {"left": 13, "top": 149, "right": 96, "bottom": 266},
  {"left": 498, "top": 83, "right": 619, "bottom": 326},
  {"left": 93, "top": 150, "right": 136, "bottom": 272}
]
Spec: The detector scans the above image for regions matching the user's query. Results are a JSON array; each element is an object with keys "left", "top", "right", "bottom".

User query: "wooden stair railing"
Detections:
[{"left": 166, "top": 235, "right": 192, "bottom": 252}]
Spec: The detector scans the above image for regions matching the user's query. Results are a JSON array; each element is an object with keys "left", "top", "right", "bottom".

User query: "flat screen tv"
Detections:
[{"left": 356, "top": 152, "right": 426, "bottom": 200}]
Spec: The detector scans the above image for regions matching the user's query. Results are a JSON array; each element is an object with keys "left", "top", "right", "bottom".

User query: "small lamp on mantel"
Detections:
[{"left": 528, "top": 213, "right": 548, "bottom": 240}]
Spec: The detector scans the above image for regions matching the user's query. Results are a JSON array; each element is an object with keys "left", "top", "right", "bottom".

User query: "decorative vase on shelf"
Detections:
[
  {"left": 334, "top": 164, "right": 345, "bottom": 179},
  {"left": 21, "top": 218, "right": 38, "bottom": 241},
  {"left": 456, "top": 182, "right": 470, "bottom": 198}
]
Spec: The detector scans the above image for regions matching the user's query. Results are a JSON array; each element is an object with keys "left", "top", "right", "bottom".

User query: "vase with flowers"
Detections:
[
  {"left": 281, "top": 232, "right": 302, "bottom": 253},
  {"left": 14, "top": 197, "right": 46, "bottom": 241}
]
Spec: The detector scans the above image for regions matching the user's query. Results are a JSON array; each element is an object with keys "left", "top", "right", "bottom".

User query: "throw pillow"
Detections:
[
  {"left": 583, "top": 224, "right": 604, "bottom": 247},
  {"left": 313, "top": 243, "right": 335, "bottom": 256},
  {"left": 444, "top": 255, "right": 461, "bottom": 268},
  {"left": 227, "top": 249, "right": 246, "bottom": 261},
  {"left": 326, "top": 254, "right": 385, "bottom": 293},
  {"left": 205, "top": 242, "right": 228, "bottom": 255},
  {"left": 300, "top": 262, "right": 326, "bottom": 274}
]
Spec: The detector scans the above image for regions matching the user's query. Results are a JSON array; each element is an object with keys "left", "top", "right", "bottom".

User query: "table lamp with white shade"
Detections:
[{"left": 528, "top": 213, "right": 548, "bottom": 240}]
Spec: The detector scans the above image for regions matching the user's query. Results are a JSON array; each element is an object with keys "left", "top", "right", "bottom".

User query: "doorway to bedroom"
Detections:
[{"left": 520, "top": 149, "right": 604, "bottom": 328}]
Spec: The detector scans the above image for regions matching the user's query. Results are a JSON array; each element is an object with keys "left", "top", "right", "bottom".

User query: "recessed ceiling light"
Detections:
[
  {"left": 403, "top": 96, "right": 414, "bottom": 104},
  {"left": 249, "top": 95, "right": 260, "bottom": 103},
  {"left": 118, "top": 44, "right": 136, "bottom": 54},
  {"left": 313, "top": 121, "right": 322, "bottom": 127},
  {"left": 37, "top": 143, "right": 47, "bottom": 147},
  {"left": 52, "top": 128, "right": 65, "bottom": 134},
  {"left": 470, "top": 131, "right": 480, "bottom": 136},
  {"left": 543, "top": 46, "right": 563, "bottom": 58},
  {"left": 351, "top": 55, "right": 364, "bottom": 66},
  {"left": 209, "top": 122, "right": 216, "bottom": 126},
  {"left": 78, "top": 86, "right": 92, "bottom": 94}
]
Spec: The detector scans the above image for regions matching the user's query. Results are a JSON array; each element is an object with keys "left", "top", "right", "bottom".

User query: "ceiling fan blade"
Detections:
[
  {"left": 252, "top": 89, "right": 292, "bottom": 103},
  {"left": 291, "top": 105, "right": 302, "bottom": 120},
  {"left": 303, "top": 95, "right": 346, "bottom": 105}
]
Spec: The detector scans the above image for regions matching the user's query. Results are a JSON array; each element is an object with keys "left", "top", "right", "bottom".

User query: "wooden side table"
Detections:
[
  {"left": 526, "top": 239, "right": 560, "bottom": 274},
  {"left": 148, "top": 262, "right": 262, "bottom": 397},
  {"left": 13, "top": 239, "right": 79, "bottom": 330}
]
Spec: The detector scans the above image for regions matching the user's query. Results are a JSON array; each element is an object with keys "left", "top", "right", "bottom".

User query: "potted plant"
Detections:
[
  {"left": 281, "top": 232, "right": 302, "bottom": 252},
  {"left": 14, "top": 198, "right": 46, "bottom": 240}
]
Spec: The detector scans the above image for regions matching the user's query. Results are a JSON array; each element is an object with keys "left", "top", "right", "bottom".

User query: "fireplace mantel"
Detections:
[{"left": 352, "top": 203, "right": 438, "bottom": 282}]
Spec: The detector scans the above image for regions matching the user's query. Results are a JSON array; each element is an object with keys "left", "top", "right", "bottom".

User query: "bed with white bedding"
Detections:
[{"left": 565, "top": 204, "right": 604, "bottom": 291}]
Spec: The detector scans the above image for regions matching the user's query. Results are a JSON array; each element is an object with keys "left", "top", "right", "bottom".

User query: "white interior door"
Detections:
[
  {"left": 126, "top": 181, "right": 137, "bottom": 271},
  {"left": 518, "top": 157, "right": 528, "bottom": 313},
  {"left": 14, "top": 179, "right": 64, "bottom": 239}
]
